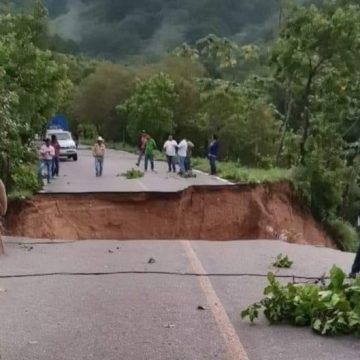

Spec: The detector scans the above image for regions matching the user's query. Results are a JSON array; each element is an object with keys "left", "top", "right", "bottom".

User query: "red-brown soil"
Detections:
[{"left": 5, "top": 183, "right": 335, "bottom": 247}]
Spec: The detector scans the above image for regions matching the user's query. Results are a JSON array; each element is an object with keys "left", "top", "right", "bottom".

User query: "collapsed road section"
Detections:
[{"left": 5, "top": 182, "right": 335, "bottom": 247}]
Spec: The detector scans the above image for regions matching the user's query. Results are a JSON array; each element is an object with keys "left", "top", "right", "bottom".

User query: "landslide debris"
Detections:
[{"left": 6, "top": 183, "right": 335, "bottom": 248}]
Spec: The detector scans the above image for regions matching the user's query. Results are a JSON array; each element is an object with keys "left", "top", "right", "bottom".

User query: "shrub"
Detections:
[
  {"left": 10, "top": 163, "right": 40, "bottom": 199},
  {"left": 327, "top": 219, "right": 358, "bottom": 252}
]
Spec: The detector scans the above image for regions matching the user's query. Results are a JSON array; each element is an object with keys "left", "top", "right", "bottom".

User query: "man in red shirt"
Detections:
[
  {"left": 136, "top": 130, "right": 148, "bottom": 167},
  {"left": 51, "top": 134, "right": 61, "bottom": 177}
]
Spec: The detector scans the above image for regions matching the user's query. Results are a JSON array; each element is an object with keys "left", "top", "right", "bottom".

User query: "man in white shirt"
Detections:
[
  {"left": 163, "top": 135, "right": 178, "bottom": 173},
  {"left": 177, "top": 138, "right": 188, "bottom": 175}
]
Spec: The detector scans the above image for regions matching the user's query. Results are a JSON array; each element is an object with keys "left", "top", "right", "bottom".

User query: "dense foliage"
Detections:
[
  {"left": 241, "top": 266, "right": 360, "bottom": 336},
  {"left": 0, "top": 1, "right": 71, "bottom": 194}
]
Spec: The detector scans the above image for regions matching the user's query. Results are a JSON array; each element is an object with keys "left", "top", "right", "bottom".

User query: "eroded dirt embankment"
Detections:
[{"left": 5, "top": 183, "right": 335, "bottom": 247}]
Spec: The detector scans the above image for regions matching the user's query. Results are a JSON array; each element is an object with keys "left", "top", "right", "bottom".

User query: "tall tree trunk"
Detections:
[
  {"left": 278, "top": 0, "right": 284, "bottom": 27},
  {"left": 299, "top": 72, "right": 314, "bottom": 163},
  {"left": 276, "top": 97, "right": 293, "bottom": 166},
  {"left": 341, "top": 154, "right": 360, "bottom": 220},
  {"left": 0, "top": 179, "right": 7, "bottom": 256}
]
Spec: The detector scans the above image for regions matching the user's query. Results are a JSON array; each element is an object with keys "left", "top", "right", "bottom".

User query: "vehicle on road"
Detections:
[{"left": 46, "top": 129, "right": 78, "bottom": 161}]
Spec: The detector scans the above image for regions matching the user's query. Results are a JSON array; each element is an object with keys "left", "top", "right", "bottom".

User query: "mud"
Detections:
[{"left": 5, "top": 183, "right": 335, "bottom": 247}]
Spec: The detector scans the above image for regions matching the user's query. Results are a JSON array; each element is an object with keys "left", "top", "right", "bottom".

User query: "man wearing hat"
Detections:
[{"left": 93, "top": 137, "right": 106, "bottom": 177}]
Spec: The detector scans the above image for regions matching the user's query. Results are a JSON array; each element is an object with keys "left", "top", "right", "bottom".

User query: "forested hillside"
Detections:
[{"left": 11, "top": 0, "right": 314, "bottom": 59}]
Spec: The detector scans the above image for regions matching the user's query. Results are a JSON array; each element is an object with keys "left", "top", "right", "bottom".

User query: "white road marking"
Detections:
[
  {"left": 181, "top": 240, "right": 249, "bottom": 360},
  {"left": 215, "top": 176, "right": 234, "bottom": 185},
  {"left": 192, "top": 170, "right": 234, "bottom": 185},
  {"left": 137, "top": 180, "right": 149, "bottom": 191}
]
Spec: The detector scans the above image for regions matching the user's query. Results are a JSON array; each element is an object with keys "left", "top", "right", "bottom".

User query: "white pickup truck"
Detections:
[{"left": 46, "top": 129, "right": 78, "bottom": 161}]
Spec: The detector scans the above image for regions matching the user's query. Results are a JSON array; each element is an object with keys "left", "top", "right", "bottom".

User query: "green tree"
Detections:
[
  {"left": 122, "top": 73, "right": 178, "bottom": 144},
  {"left": 0, "top": 2, "right": 71, "bottom": 192},
  {"left": 71, "top": 64, "right": 135, "bottom": 141},
  {"left": 272, "top": 2, "right": 360, "bottom": 160},
  {"left": 197, "top": 78, "right": 281, "bottom": 166}
]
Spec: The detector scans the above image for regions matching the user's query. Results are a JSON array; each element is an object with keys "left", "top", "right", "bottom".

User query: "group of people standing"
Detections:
[
  {"left": 136, "top": 131, "right": 195, "bottom": 175},
  {"left": 38, "top": 135, "right": 60, "bottom": 184},
  {"left": 135, "top": 130, "right": 220, "bottom": 176},
  {"left": 163, "top": 135, "right": 194, "bottom": 175}
]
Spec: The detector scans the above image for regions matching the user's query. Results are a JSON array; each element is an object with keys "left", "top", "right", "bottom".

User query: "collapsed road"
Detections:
[
  {"left": 6, "top": 183, "right": 334, "bottom": 247},
  {"left": 1, "top": 149, "right": 358, "bottom": 360},
  {"left": 6, "top": 149, "right": 333, "bottom": 247}
]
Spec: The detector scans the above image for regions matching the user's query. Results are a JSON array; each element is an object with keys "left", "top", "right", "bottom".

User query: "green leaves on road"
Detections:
[
  {"left": 272, "top": 254, "right": 293, "bottom": 269},
  {"left": 241, "top": 266, "right": 360, "bottom": 336},
  {"left": 122, "top": 169, "right": 144, "bottom": 180}
]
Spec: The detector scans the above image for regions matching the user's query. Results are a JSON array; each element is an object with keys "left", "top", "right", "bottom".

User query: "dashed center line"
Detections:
[{"left": 181, "top": 240, "right": 249, "bottom": 360}]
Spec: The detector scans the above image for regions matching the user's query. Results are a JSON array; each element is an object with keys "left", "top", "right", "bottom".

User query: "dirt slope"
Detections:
[{"left": 5, "top": 183, "right": 335, "bottom": 247}]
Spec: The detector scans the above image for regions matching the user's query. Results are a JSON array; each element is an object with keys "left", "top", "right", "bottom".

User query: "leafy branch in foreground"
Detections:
[
  {"left": 272, "top": 254, "right": 293, "bottom": 269},
  {"left": 241, "top": 266, "right": 360, "bottom": 336}
]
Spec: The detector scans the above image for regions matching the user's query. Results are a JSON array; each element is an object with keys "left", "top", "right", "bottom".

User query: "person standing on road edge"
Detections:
[
  {"left": 208, "top": 135, "right": 219, "bottom": 175},
  {"left": 40, "top": 138, "right": 55, "bottom": 184},
  {"left": 0, "top": 179, "right": 7, "bottom": 255},
  {"left": 350, "top": 216, "right": 360, "bottom": 278},
  {"left": 163, "top": 135, "right": 178, "bottom": 173},
  {"left": 136, "top": 130, "right": 148, "bottom": 167},
  {"left": 74, "top": 133, "right": 79, "bottom": 149},
  {"left": 350, "top": 246, "right": 360, "bottom": 278},
  {"left": 144, "top": 135, "right": 157, "bottom": 172},
  {"left": 51, "top": 134, "right": 60, "bottom": 178},
  {"left": 185, "top": 140, "right": 194, "bottom": 173},
  {"left": 177, "top": 138, "right": 188, "bottom": 175},
  {"left": 93, "top": 137, "right": 106, "bottom": 177}
]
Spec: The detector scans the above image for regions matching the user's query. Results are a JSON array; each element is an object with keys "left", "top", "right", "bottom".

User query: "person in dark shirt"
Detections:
[
  {"left": 0, "top": 179, "right": 7, "bottom": 255},
  {"left": 74, "top": 133, "right": 79, "bottom": 149},
  {"left": 350, "top": 241, "right": 360, "bottom": 278},
  {"left": 136, "top": 130, "right": 148, "bottom": 167},
  {"left": 208, "top": 135, "right": 219, "bottom": 175},
  {"left": 51, "top": 134, "right": 61, "bottom": 177}
]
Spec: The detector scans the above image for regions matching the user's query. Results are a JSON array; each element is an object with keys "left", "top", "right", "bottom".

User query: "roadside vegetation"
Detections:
[
  {"left": 242, "top": 266, "right": 360, "bottom": 337},
  {"left": 2, "top": 1, "right": 360, "bottom": 250}
]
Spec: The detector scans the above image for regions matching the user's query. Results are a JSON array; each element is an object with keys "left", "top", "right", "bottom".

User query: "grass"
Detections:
[
  {"left": 191, "top": 157, "right": 291, "bottom": 184},
  {"left": 8, "top": 190, "right": 34, "bottom": 201},
  {"left": 327, "top": 218, "right": 359, "bottom": 252}
]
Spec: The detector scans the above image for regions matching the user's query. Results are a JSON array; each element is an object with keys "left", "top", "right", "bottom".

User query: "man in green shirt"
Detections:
[{"left": 144, "top": 135, "right": 157, "bottom": 172}]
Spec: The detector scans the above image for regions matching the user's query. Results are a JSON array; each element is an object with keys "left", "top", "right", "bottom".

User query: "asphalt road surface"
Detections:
[
  {"left": 43, "top": 148, "right": 229, "bottom": 193},
  {"left": 1, "top": 148, "right": 359, "bottom": 360},
  {"left": 1, "top": 239, "right": 358, "bottom": 360}
]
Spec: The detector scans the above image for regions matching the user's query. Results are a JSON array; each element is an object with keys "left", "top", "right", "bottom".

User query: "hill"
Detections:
[{"left": 12, "top": 0, "right": 311, "bottom": 60}]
